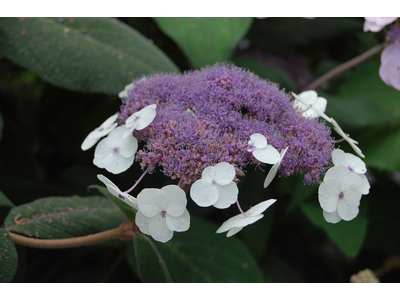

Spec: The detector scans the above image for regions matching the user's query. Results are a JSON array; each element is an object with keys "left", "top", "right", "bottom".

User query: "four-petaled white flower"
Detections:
[
  {"left": 81, "top": 113, "right": 119, "bottom": 151},
  {"left": 318, "top": 165, "right": 363, "bottom": 223},
  {"left": 190, "top": 162, "right": 238, "bottom": 209},
  {"left": 123, "top": 104, "right": 157, "bottom": 139},
  {"left": 97, "top": 174, "right": 138, "bottom": 210},
  {"left": 136, "top": 185, "right": 190, "bottom": 243},
  {"left": 118, "top": 83, "right": 134, "bottom": 99},
  {"left": 247, "top": 133, "right": 280, "bottom": 164},
  {"left": 264, "top": 147, "right": 289, "bottom": 188},
  {"left": 331, "top": 118, "right": 365, "bottom": 158},
  {"left": 332, "top": 149, "right": 370, "bottom": 195},
  {"left": 216, "top": 199, "right": 276, "bottom": 237},
  {"left": 292, "top": 91, "right": 330, "bottom": 122},
  {"left": 94, "top": 126, "right": 138, "bottom": 174},
  {"left": 363, "top": 17, "right": 397, "bottom": 32}
]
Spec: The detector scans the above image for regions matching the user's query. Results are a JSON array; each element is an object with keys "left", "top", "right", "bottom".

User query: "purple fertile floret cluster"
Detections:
[{"left": 118, "top": 64, "right": 334, "bottom": 184}]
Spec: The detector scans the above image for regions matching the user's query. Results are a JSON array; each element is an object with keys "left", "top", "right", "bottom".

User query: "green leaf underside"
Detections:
[
  {"left": 88, "top": 185, "right": 135, "bottom": 222},
  {"left": 133, "top": 234, "right": 172, "bottom": 283},
  {"left": 301, "top": 202, "right": 368, "bottom": 257},
  {"left": 0, "top": 227, "right": 18, "bottom": 283},
  {"left": 0, "top": 190, "right": 14, "bottom": 208},
  {"left": 154, "top": 17, "right": 253, "bottom": 68},
  {"left": 4, "top": 196, "right": 127, "bottom": 239},
  {"left": 0, "top": 17, "right": 180, "bottom": 94},
  {"left": 154, "top": 216, "right": 263, "bottom": 283}
]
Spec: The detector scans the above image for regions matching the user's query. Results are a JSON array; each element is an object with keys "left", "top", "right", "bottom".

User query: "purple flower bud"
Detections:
[{"left": 119, "top": 64, "right": 334, "bottom": 184}]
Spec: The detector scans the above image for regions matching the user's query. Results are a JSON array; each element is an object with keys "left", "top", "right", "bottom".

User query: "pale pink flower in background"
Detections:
[
  {"left": 363, "top": 17, "right": 397, "bottom": 32},
  {"left": 379, "top": 44, "right": 400, "bottom": 91}
]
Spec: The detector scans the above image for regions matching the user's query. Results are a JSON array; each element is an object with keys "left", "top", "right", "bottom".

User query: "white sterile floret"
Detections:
[
  {"left": 93, "top": 126, "right": 138, "bottom": 174},
  {"left": 331, "top": 118, "right": 365, "bottom": 158},
  {"left": 216, "top": 199, "right": 276, "bottom": 237},
  {"left": 318, "top": 165, "right": 363, "bottom": 222},
  {"left": 247, "top": 133, "right": 280, "bottom": 164},
  {"left": 97, "top": 174, "right": 138, "bottom": 210},
  {"left": 291, "top": 91, "right": 330, "bottom": 122},
  {"left": 190, "top": 162, "right": 238, "bottom": 209},
  {"left": 264, "top": 147, "right": 289, "bottom": 188},
  {"left": 136, "top": 185, "right": 190, "bottom": 243},
  {"left": 118, "top": 83, "right": 134, "bottom": 99},
  {"left": 81, "top": 113, "right": 119, "bottom": 151},
  {"left": 123, "top": 104, "right": 157, "bottom": 139},
  {"left": 332, "top": 149, "right": 370, "bottom": 195}
]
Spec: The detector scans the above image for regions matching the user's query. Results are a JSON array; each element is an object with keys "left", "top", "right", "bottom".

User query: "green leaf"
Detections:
[
  {"left": 4, "top": 196, "right": 127, "bottom": 239},
  {"left": 0, "top": 190, "right": 14, "bottom": 208},
  {"left": 301, "top": 201, "right": 368, "bottom": 257},
  {"left": 88, "top": 185, "right": 135, "bottom": 222},
  {"left": 285, "top": 176, "right": 318, "bottom": 213},
  {"left": 133, "top": 234, "right": 172, "bottom": 283},
  {"left": 154, "top": 17, "right": 253, "bottom": 68},
  {"left": 155, "top": 216, "right": 263, "bottom": 282},
  {"left": 0, "top": 17, "right": 179, "bottom": 94},
  {"left": 0, "top": 227, "right": 18, "bottom": 283},
  {"left": 232, "top": 55, "right": 295, "bottom": 91}
]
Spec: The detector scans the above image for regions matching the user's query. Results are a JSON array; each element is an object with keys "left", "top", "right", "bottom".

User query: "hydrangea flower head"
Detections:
[
  {"left": 363, "top": 17, "right": 397, "bottom": 32},
  {"left": 118, "top": 64, "right": 335, "bottom": 184}
]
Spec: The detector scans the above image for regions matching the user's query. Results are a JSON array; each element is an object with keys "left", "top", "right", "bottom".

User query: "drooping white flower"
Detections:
[
  {"left": 136, "top": 185, "right": 190, "bottom": 243},
  {"left": 318, "top": 165, "right": 363, "bottom": 221},
  {"left": 247, "top": 133, "right": 280, "bottom": 164},
  {"left": 190, "top": 162, "right": 238, "bottom": 209},
  {"left": 331, "top": 118, "right": 365, "bottom": 158},
  {"left": 81, "top": 113, "right": 119, "bottom": 151},
  {"left": 93, "top": 126, "right": 138, "bottom": 174},
  {"left": 118, "top": 83, "right": 134, "bottom": 99},
  {"left": 263, "top": 146, "right": 289, "bottom": 188},
  {"left": 122, "top": 104, "right": 157, "bottom": 139},
  {"left": 322, "top": 209, "right": 342, "bottom": 224},
  {"left": 363, "top": 17, "right": 397, "bottom": 32},
  {"left": 97, "top": 174, "right": 138, "bottom": 210},
  {"left": 291, "top": 91, "right": 330, "bottom": 122},
  {"left": 216, "top": 199, "right": 276, "bottom": 237},
  {"left": 332, "top": 149, "right": 370, "bottom": 195}
]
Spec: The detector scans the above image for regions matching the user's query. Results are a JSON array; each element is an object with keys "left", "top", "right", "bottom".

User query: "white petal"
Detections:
[
  {"left": 121, "top": 193, "right": 138, "bottom": 210},
  {"left": 137, "top": 188, "right": 165, "bottom": 217},
  {"left": 253, "top": 145, "right": 280, "bottom": 164},
  {"left": 249, "top": 133, "right": 267, "bottom": 149},
  {"left": 226, "top": 227, "right": 243, "bottom": 237},
  {"left": 119, "top": 135, "right": 138, "bottom": 158},
  {"left": 103, "top": 153, "right": 134, "bottom": 174},
  {"left": 213, "top": 182, "right": 238, "bottom": 209},
  {"left": 313, "top": 97, "right": 327, "bottom": 114},
  {"left": 263, "top": 147, "right": 288, "bottom": 188},
  {"left": 136, "top": 105, "right": 157, "bottom": 130},
  {"left": 318, "top": 179, "right": 340, "bottom": 213},
  {"left": 201, "top": 166, "right": 215, "bottom": 182},
  {"left": 148, "top": 216, "right": 174, "bottom": 243},
  {"left": 135, "top": 210, "right": 150, "bottom": 235},
  {"left": 166, "top": 209, "right": 190, "bottom": 232},
  {"left": 331, "top": 118, "right": 365, "bottom": 158},
  {"left": 216, "top": 214, "right": 263, "bottom": 234},
  {"left": 190, "top": 179, "right": 219, "bottom": 207},
  {"left": 332, "top": 149, "right": 347, "bottom": 167},
  {"left": 101, "top": 113, "right": 119, "bottom": 129},
  {"left": 122, "top": 124, "right": 136, "bottom": 139},
  {"left": 118, "top": 90, "right": 128, "bottom": 99},
  {"left": 81, "top": 132, "right": 101, "bottom": 151},
  {"left": 298, "top": 90, "right": 318, "bottom": 103},
  {"left": 162, "top": 185, "right": 187, "bottom": 217},
  {"left": 247, "top": 199, "right": 276, "bottom": 216},
  {"left": 213, "top": 162, "right": 236, "bottom": 185},
  {"left": 337, "top": 191, "right": 361, "bottom": 221},
  {"left": 323, "top": 209, "right": 342, "bottom": 224},
  {"left": 93, "top": 156, "right": 105, "bottom": 168},
  {"left": 94, "top": 138, "right": 112, "bottom": 159},
  {"left": 360, "top": 174, "right": 370, "bottom": 195}
]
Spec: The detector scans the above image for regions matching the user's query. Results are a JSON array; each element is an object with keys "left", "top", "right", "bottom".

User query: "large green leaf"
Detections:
[
  {"left": 4, "top": 196, "right": 127, "bottom": 239},
  {"left": 133, "top": 234, "right": 172, "bottom": 283},
  {"left": 154, "top": 17, "right": 253, "bottom": 68},
  {"left": 301, "top": 201, "right": 368, "bottom": 257},
  {"left": 0, "top": 190, "right": 14, "bottom": 208},
  {"left": 0, "top": 227, "right": 18, "bottom": 283},
  {"left": 0, "top": 17, "right": 179, "bottom": 94},
  {"left": 154, "top": 216, "right": 263, "bottom": 282}
]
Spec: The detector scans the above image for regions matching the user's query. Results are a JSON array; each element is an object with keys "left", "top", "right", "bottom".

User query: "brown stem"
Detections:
[
  {"left": 303, "top": 43, "right": 385, "bottom": 91},
  {"left": 8, "top": 221, "right": 135, "bottom": 249}
]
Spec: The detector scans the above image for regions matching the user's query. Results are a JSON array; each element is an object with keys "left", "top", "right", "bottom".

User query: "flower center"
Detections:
[
  {"left": 112, "top": 146, "right": 120, "bottom": 154},
  {"left": 134, "top": 114, "right": 141, "bottom": 121},
  {"left": 212, "top": 179, "right": 217, "bottom": 184},
  {"left": 160, "top": 210, "right": 166, "bottom": 218},
  {"left": 99, "top": 127, "right": 104, "bottom": 132},
  {"left": 248, "top": 142, "right": 256, "bottom": 152},
  {"left": 118, "top": 194, "right": 125, "bottom": 200},
  {"left": 339, "top": 191, "right": 344, "bottom": 199},
  {"left": 348, "top": 165, "right": 354, "bottom": 172}
]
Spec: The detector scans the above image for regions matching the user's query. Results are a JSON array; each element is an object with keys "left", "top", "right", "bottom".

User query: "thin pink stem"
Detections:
[
  {"left": 124, "top": 168, "right": 149, "bottom": 193},
  {"left": 236, "top": 200, "right": 248, "bottom": 217}
]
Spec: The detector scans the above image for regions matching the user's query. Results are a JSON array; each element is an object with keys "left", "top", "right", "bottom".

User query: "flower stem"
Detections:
[
  {"left": 236, "top": 200, "right": 248, "bottom": 217},
  {"left": 125, "top": 168, "right": 149, "bottom": 193},
  {"left": 7, "top": 221, "right": 135, "bottom": 249},
  {"left": 303, "top": 43, "right": 385, "bottom": 91}
]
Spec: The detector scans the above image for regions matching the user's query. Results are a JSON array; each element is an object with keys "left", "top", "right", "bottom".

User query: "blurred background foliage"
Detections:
[{"left": 0, "top": 17, "right": 400, "bottom": 283}]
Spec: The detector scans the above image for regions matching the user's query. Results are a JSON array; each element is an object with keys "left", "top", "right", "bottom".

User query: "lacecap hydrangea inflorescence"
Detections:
[{"left": 82, "top": 63, "right": 369, "bottom": 243}]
